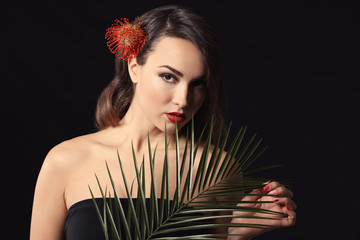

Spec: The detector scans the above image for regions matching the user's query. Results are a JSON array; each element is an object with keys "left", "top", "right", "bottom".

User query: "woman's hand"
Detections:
[{"left": 227, "top": 181, "right": 296, "bottom": 240}]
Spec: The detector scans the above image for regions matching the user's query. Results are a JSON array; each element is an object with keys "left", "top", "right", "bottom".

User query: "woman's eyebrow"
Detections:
[{"left": 158, "top": 65, "right": 184, "bottom": 77}]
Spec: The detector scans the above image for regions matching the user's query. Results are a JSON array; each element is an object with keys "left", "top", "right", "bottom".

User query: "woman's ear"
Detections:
[{"left": 128, "top": 57, "right": 140, "bottom": 84}]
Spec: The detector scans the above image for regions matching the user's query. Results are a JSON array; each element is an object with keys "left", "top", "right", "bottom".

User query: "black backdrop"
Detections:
[{"left": 2, "top": 1, "right": 358, "bottom": 239}]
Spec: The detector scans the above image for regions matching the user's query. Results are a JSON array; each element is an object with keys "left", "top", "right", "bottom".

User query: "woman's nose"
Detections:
[{"left": 173, "top": 84, "right": 189, "bottom": 108}]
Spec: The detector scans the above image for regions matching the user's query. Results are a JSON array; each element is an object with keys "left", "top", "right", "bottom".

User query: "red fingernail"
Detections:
[
  {"left": 273, "top": 198, "right": 280, "bottom": 202},
  {"left": 286, "top": 206, "right": 291, "bottom": 211},
  {"left": 263, "top": 185, "right": 270, "bottom": 191}
]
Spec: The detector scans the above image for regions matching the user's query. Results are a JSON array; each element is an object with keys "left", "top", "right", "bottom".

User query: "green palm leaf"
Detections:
[{"left": 89, "top": 117, "right": 285, "bottom": 239}]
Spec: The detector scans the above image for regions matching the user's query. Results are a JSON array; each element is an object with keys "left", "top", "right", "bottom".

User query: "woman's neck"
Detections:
[{"left": 115, "top": 104, "right": 178, "bottom": 154}]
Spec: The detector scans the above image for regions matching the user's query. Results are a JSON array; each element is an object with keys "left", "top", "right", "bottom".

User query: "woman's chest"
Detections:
[{"left": 64, "top": 149, "right": 189, "bottom": 210}]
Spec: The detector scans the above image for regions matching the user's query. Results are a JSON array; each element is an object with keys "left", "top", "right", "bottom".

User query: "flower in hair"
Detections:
[{"left": 105, "top": 17, "right": 147, "bottom": 61}]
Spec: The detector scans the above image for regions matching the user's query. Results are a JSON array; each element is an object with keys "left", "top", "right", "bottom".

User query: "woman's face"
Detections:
[{"left": 129, "top": 36, "right": 207, "bottom": 133}]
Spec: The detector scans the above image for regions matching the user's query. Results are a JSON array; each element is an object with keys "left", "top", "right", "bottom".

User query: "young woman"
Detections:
[{"left": 30, "top": 5, "right": 296, "bottom": 240}]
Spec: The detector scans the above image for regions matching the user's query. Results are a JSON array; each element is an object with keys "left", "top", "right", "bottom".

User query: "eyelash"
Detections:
[
  {"left": 159, "top": 73, "right": 177, "bottom": 83},
  {"left": 159, "top": 73, "right": 207, "bottom": 88}
]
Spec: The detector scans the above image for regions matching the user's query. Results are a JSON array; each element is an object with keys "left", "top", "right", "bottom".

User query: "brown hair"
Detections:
[{"left": 96, "top": 5, "right": 226, "bottom": 138}]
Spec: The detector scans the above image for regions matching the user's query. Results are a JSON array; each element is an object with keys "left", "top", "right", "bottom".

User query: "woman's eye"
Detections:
[
  {"left": 159, "top": 73, "right": 177, "bottom": 83},
  {"left": 192, "top": 80, "right": 208, "bottom": 88}
]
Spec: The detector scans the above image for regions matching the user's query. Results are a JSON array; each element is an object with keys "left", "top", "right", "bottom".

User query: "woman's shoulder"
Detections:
[{"left": 43, "top": 131, "right": 105, "bottom": 171}]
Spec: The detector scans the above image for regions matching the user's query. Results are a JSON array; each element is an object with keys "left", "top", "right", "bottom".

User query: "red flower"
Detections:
[{"left": 105, "top": 17, "right": 147, "bottom": 61}]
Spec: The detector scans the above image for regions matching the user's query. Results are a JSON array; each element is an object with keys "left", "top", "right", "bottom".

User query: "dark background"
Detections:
[{"left": 2, "top": 1, "right": 358, "bottom": 239}]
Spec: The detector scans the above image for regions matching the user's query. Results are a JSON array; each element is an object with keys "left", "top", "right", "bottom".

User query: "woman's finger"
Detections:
[
  {"left": 241, "top": 188, "right": 263, "bottom": 202},
  {"left": 262, "top": 181, "right": 281, "bottom": 190},
  {"left": 273, "top": 197, "right": 297, "bottom": 210},
  {"left": 284, "top": 207, "right": 296, "bottom": 226},
  {"left": 268, "top": 187, "right": 294, "bottom": 199},
  {"left": 263, "top": 181, "right": 294, "bottom": 198}
]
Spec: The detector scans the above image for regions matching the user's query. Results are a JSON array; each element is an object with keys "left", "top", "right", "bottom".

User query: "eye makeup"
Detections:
[
  {"left": 157, "top": 64, "right": 207, "bottom": 87},
  {"left": 159, "top": 73, "right": 178, "bottom": 83}
]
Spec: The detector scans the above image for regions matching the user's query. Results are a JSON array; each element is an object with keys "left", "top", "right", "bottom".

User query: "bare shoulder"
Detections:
[
  {"left": 30, "top": 129, "right": 120, "bottom": 239},
  {"left": 43, "top": 131, "right": 104, "bottom": 172}
]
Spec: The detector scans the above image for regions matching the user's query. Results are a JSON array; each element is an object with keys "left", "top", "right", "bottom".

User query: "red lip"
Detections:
[{"left": 166, "top": 112, "right": 186, "bottom": 123}]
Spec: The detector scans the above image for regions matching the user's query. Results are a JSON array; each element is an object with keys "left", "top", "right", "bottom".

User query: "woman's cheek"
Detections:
[
  {"left": 194, "top": 90, "right": 206, "bottom": 109},
  {"left": 146, "top": 77, "right": 173, "bottom": 105},
  {"left": 153, "top": 76, "right": 174, "bottom": 91}
]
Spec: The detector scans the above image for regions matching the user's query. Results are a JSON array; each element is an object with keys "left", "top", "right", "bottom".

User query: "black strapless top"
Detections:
[{"left": 65, "top": 198, "right": 210, "bottom": 240}]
